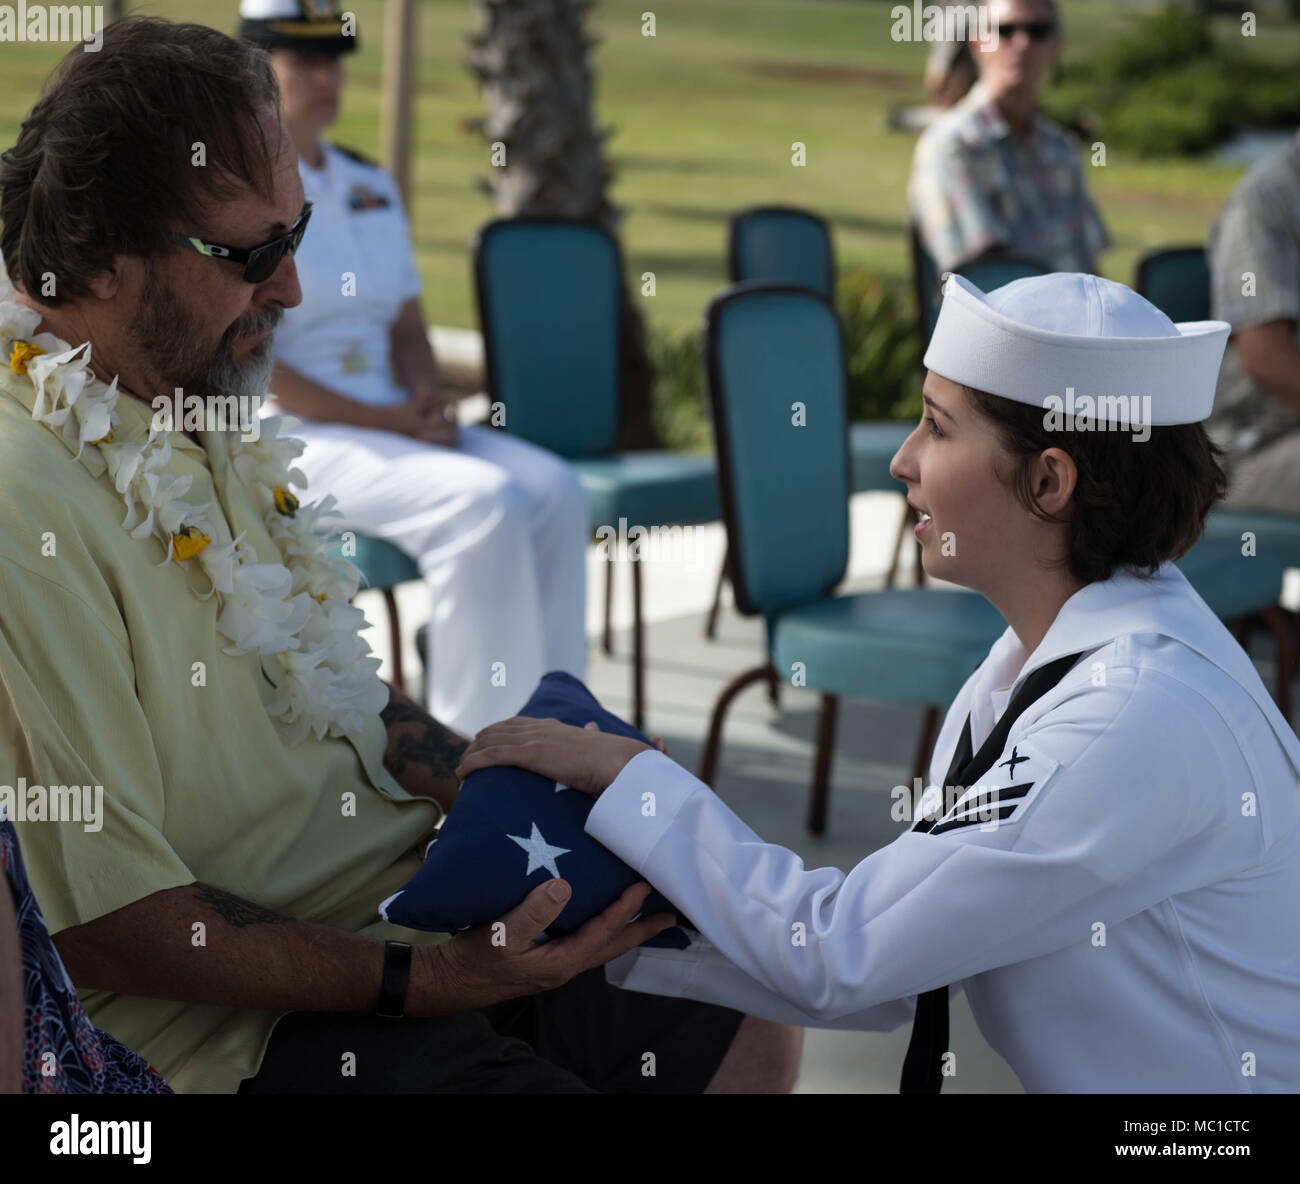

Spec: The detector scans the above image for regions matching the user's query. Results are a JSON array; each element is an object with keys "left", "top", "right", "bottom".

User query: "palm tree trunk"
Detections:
[{"left": 466, "top": 0, "right": 657, "bottom": 449}]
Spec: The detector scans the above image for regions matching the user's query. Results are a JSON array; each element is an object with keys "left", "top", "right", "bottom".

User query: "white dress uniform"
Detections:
[
  {"left": 267, "top": 141, "right": 589, "bottom": 737},
  {"left": 584, "top": 274, "right": 1300, "bottom": 1093},
  {"left": 589, "top": 563, "right": 1300, "bottom": 1092}
]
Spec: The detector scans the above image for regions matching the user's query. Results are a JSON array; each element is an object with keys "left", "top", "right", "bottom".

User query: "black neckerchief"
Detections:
[{"left": 900, "top": 649, "right": 1088, "bottom": 1094}]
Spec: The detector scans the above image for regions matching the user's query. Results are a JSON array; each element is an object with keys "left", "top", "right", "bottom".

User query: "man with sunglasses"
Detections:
[
  {"left": 165, "top": 203, "right": 313, "bottom": 287},
  {"left": 908, "top": 0, "right": 1109, "bottom": 276},
  {"left": 0, "top": 15, "right": 795, "bottom": 1096}
]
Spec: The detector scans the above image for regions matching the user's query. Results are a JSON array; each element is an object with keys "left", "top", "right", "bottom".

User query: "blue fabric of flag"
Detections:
[{"left": 379, "top": 672, "right": 690, "bottom": 948}]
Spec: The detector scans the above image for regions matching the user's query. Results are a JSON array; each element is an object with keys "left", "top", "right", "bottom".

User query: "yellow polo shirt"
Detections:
[{"left": 0, "top": 358, "right": 449, "bottom": 1094}]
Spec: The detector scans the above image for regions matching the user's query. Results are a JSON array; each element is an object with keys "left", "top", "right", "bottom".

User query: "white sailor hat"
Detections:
[
  {"left": 239, "top": 0, "right": 358, "bottom": 55},
  {"left": 922, "top": 272, "right": 1231, "bottom": 425}
]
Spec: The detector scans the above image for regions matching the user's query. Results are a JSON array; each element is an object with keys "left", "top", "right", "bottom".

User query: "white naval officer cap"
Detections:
[
  {"left": 239, "top": 0, "right": 358, "bottom": 55},
  {"left": 923, "top": 272, "right": 1231, "bottom": 425}
]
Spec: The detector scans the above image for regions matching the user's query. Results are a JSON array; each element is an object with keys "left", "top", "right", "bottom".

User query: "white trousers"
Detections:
[{"left": 288, "top": 421, "right": 589, "bottom": 737}]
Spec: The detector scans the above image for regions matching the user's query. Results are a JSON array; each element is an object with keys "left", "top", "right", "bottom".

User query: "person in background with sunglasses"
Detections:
[
  {"left": 238, "top": 0, "right": 591, "bottom": 741},
  {"left": 908, "top": 0, "right": 1110, "bottom": 276}
]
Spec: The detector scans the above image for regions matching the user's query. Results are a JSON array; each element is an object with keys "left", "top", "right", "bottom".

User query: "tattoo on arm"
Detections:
[
  {"left": 193, "top": 884, "right": 291, "bottom": 929},
  {"left": 380, "top": 698, "right": 469, "bottom": 783}
]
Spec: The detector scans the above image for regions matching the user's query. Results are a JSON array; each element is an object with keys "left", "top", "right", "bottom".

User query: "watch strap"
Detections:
[{"left": 376, "top": 940, "right": 412, "bottom": 1018}]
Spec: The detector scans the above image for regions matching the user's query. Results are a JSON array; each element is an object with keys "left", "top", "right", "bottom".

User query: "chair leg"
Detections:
[
  {"left": 911, "top": 705, "right": 941, "bottom": 786},
  {"left": 383, "top": 588, "right": 404, "bottom": 692},
  {"left": 602, "top": 549, "right": 614, "bottom": 655},
  {"left": 632, "top": 551, "right": 645, "bottom": 732},
  {"left": 1261, "top": 605, "right": 1295, "bottom": 724},
  {"left": 705, "top": 546, "right": 729, "bottom": 639},
  {"left": 885, "top": 501, "right": 915, "bottom": 589},
  {"left": 698, "top": 663, "right": 777, "bottom": 785},
  {"left": 808, "top": 693, "right": 839, "bottom": 837}
]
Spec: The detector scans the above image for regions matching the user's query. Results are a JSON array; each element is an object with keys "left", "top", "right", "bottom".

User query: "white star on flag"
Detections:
[{"left": 507, "top": 822, "right": 571, "bottom": 878}]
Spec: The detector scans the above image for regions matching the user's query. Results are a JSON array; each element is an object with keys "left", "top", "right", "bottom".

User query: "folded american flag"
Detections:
[{"left": 379, "top": 672, "right": 690, "bottom": 948}]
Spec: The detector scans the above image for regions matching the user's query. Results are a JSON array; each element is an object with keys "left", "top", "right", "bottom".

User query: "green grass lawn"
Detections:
[{"left": 2, "top": 0, "right": 1295, "bottom": 335}]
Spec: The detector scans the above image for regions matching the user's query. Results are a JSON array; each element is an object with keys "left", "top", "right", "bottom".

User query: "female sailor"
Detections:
[{"left": 457, "top": 273, "right": 1300, "bottom": 1093}]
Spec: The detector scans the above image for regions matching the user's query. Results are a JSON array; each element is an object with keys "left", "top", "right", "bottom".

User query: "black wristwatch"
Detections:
[{"left": 376, "top": 940, "right": 412, "bottom": 1018}]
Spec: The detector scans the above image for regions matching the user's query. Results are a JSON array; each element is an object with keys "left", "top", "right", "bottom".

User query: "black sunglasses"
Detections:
[
  {"left": 996, "top": 20, "right": 1057, "bottom": 41},
  {"left": 165, "top": 203, "right": 313, "bottom": 284}
]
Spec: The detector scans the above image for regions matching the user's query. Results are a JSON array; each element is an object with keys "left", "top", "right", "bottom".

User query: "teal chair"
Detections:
[
  {"left": 958, "top": 252, "right": 1051, "bottom": 295},
  {"left": 729, "top": 208, "right": 921, "bottom": 502},
  {"left": 910, "top": 220, "right": 944, "bottom": 348},
  {"left": 706, "top": 207, "right": 918, "bottom": 637},
  {"left": 1196, "top": 507, "right": 1300, "bottom": 720},
  {"left": 699, "top": 282, "right": 1007, "bottom": 835},
  {"left": 1136, "top": 246, "right": 1211, "bottom": 323},
  {"left": 910, "top": 222, "right": 1049, "bottom": 352},
  {"left": 729, "top": 205, "right": 835, "bottom": 301},
  {"left": 334, "top": 533, "right": 421, "bottom": 690},
  {"left": 473, "top": 217, "right": 720, "bottom": 729}
]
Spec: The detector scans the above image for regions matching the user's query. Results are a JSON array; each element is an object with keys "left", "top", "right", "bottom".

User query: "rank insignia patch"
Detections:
[
  {"left": 348, "top": 184, "right": 391, "bottom": 212},
  {"left": 928, "top": 741, "right": 1061, "bottom": 836}
]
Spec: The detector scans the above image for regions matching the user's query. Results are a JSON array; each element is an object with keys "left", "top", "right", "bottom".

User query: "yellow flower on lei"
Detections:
[
  {"left": 9, "top": 340, "right": 45, "bottom": 374},
  {"left": 273, "top": 486, "right": 299, "bottom": 516},
  {"left": 171, "top": 523, "right": 213, "bottom": 562}
]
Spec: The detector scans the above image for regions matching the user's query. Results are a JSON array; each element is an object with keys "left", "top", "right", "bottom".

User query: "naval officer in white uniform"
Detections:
[
  {"left": 458, "top": 273, "right": 1300, "bottom": 1093},
  {"left": 240, "top": 0, "right": 589, "bottom": 738}
]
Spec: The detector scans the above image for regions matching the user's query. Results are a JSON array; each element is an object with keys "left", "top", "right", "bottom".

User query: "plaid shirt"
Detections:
[
  {"left": 908, "top": 81, "right": 1109, "bottom": 275},
  {"left": 1206, "top": 131, "right": 1300, "bottom": 463}
]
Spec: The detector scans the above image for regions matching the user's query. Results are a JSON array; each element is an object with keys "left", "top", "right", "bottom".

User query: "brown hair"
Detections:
[
  {"left": 966, "top": 386, "right": 1228, "bottom": 585},
  {"left": 0, "top": 15, "right": 282, "bottom": 305}
]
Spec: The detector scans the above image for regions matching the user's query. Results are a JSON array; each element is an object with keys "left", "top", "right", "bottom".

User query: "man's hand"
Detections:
[
  {"left": 417, "top": 879, "right": 675, "bottom": 1013},
  {"left": 455, "top": 717, "right": 653, "bottom": 798},
  {"left": 380, "top": 388, "right": 459, "bottom": 446},
  {"left": 411, "top": 383, "right": 460, "bottom": 447}
]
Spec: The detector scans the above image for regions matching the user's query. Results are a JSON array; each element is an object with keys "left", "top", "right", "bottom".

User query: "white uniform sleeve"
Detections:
[
  {"left": 385, "top": 179, "right": 424, "bottom": 306},
  {"left": 587, "top": 669, "right": 1238, "bottom": 1026},
  {"left": 604, "top": 941, "right": 920, "bottom": 1031},
  {"left": 608, "top": 904, "right": 931, "bottom": 1032}
]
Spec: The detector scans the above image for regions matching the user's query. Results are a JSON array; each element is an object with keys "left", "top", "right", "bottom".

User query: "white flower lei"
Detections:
[{"left": 1, "top": 299, "right": 388, "bottom": 746}]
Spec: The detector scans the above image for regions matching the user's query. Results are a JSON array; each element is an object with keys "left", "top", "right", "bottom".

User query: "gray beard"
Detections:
[{"left": 131, "top": 261, "right": 282, "bottom": 405}]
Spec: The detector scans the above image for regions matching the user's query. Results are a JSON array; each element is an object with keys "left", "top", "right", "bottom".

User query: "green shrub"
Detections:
[
  {"left": 836, "top": 268, "right": 923, "bottom": 422},
  {"left": 1091, "top": 4, "right": 1212, "bottom": 83},
  {"left": 647, "top": 323, "right": 712, "bottom": 455},
  {"left": 1101, "top": 63, "right": 1237, "bottom": 157},
  {"left": 1044, "top": 3, "right": 1300, "bottom": 158},
  {"left": 1237, "top": 72, "right": 1300, "bottom": 128}
]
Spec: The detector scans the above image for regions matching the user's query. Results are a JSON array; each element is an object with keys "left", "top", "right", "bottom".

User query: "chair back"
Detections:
[
  {"left": 474, "top": 217, "right": 621, "bottom": 458},
  {"left": 956, "top": 251, "right": 1050, "bottom": 295},
  {"left": 1135, "top": 246, "right": 1211, "bottom": 323},
  {"left": 729, "top": 206, "right": 835, "bottom": 301},
  {"left": 704, "top": 283, "right": 850, "bottom": 618},
  {"left": 909, "top": 221, "right": 943, "bottom": 348},
  {"left": 912, "top": 230, "right": 1051, "bottom": 352}
]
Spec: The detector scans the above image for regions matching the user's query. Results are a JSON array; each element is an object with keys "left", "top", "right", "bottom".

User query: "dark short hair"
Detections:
[
  {"left": 966, "top": 386, "right": 1228, "bottom": 585},
  {"left": 0, "top": 15, "right": 282, "bottom": 305}
]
